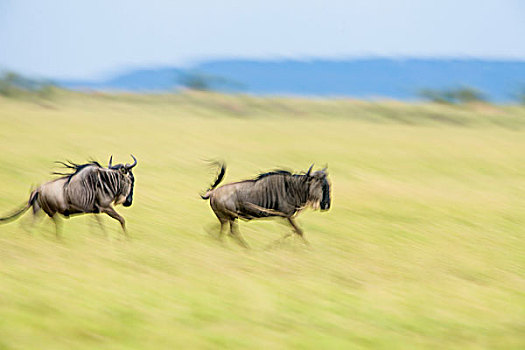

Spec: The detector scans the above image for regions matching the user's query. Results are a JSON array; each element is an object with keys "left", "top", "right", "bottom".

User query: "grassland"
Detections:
[{"left": 0, "top": 91, "right": 524, "bottom": 349}]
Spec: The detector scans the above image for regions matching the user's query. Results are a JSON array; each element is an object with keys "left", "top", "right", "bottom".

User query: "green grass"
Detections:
[{"left": 0, "top": 92, "right": 524, "bottom": 349}]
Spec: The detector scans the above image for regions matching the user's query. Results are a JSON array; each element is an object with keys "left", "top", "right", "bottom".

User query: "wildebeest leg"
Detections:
[
  {"left": 101, "top": 207, "right": 127, "bottom": 236},
  {"left": 287, "top": 217, "right": 309, "bottom": 245},
  {"left": 20, "top": 201, "right": 42, "bottom": 234},
  {"left": 20, "top": 211, "right": 43, "bottom": 234},
  {"left": 265, "top": 232, "right": 293, "bottom": 250},
  {"left": 92, "top": 215, "right": 107, "bottom": 237},
  {"left": 218, "top": 218, "right": 228, "bottom": 242},
  {"left": 229, "top": 220, "right": 249, "bottom": 248},
  {"left": 51, "top": 215, "right": 62, "bottom": 240}
]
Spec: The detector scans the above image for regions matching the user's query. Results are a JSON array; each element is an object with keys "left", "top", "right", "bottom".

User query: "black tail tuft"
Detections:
[
  {"left": 210, "top": 163, "right": 226, "bottom": 189},
  {"left": 29, "top": 190, "right": 38, "bottom": 206},
  {"left": 201, "top": 162, "right": 226, "bottom": 200}
]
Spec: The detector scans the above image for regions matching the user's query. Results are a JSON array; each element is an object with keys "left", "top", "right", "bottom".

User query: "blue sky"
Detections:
[{"left": 1, "top": 0, "right": 524, "bottom": 79}]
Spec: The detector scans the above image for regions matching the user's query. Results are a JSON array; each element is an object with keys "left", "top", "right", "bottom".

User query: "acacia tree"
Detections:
[
  {"left": 178, "top": 71, "right": 243, "bottom": 92},
  {"left": 418, "top": 86, "right": 486, "bottom": 104},
  {"left": 179, "top": 72, "right": 214, "bottom": 91}
]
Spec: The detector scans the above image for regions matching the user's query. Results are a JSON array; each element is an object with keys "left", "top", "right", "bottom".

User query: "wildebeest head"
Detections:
[
  {"left": 108, "top": 155, "right": 137, "bottom": 207},
  {"left": 305, "top": 165, "right": 331, "bottom": 211}
]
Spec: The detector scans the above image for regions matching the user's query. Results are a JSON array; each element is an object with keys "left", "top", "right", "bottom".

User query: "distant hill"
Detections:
[
  {"left": 57, "top": 58, "right": 525, "bottom": 102},
  {"left": 60, "top": 67, "right": 183, "bottom": 91}
]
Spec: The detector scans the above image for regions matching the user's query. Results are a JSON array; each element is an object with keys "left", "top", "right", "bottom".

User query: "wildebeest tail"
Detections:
[
  {"left": 0, "top": 190, "right": 38, "bottom": 223},
  {"left": 201, "top": 162, "right": 226, "bottom": 199}
]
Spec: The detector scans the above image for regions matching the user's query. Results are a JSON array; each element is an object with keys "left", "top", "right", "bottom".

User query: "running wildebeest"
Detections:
[
  {"left": 0, "top": 155, "right": 137, "bottom": 238},
  {"left": 201, "top": 163, "right": 331, "bottom": 247}
]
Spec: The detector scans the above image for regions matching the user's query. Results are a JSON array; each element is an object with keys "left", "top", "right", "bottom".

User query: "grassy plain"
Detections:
[{"left": 0, "top": 91, "right": 524, "bottom": 349}]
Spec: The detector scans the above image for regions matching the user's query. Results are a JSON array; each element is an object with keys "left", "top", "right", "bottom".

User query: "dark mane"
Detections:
[
  {"left": 53, "top": 160, "right": 102, "bottom": 180},
  {"left": 254, "top": 170, "right": 292, "bottom": 181}
]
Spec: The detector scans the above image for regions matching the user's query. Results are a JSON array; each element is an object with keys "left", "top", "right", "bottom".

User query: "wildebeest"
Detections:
[
  {"left": 201, "top": 163, "right": 331, "bottom": 247},
  {"left": 0, "top": 155, "right": 137, "bottom": 238}
]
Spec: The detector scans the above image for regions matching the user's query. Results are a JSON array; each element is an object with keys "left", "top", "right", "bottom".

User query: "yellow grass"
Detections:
[{"left": 0, "top": 91, "right": 524, "bottom": 349}]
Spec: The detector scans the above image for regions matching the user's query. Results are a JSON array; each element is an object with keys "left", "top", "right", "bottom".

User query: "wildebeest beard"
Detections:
[
  {"left": 123, "top": 172, "right": 135, "bottom": 207},
  {"left": 320, "top": 177, "right": 331, "bottom": 210}
]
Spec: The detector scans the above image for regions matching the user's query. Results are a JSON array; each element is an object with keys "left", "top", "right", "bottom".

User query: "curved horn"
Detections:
[
  {"left": 126, "top": 154, "right": 137, "bottom": 169},
  {"left": 108, "top": 155, "right": 113, "bottom": 168},
  {"left": 306, "top": 164, "right": 314, "bottom": 176}
]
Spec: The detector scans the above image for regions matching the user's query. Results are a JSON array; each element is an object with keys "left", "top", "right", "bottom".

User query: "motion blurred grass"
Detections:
[{"left": 0, "top": 91, "right": 524, "bottom": 349}]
